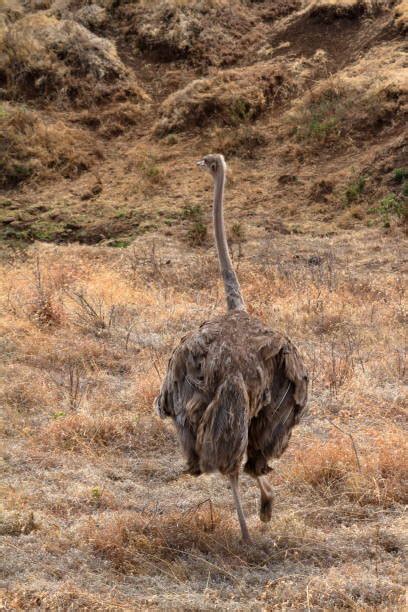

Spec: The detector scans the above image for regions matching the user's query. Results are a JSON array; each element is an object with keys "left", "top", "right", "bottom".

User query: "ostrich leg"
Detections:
[
  {"left": 229, "top": 473, "right": 251, "bottom": 543},
  {"left": 257, "top": 475, "right": 273, "bottom": 522}
]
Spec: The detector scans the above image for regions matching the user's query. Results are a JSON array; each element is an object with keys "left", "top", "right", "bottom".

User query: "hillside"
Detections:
[
  {"left": 1, "top": 1, "right": 407, "bottom": 610},
  {"left": 1, "top": 0, "right": 407, "bottom": 244}
]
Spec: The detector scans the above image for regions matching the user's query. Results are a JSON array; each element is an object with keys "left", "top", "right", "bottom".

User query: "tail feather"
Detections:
[
  {"left": 245, "top": 343, "right": 308, "bottom": 477},
  {"left": 196, "top": 374, "right": 249, "bottom": 475},
  {"left": 283, "top": 346, "right": 308, "bottom": 412}
]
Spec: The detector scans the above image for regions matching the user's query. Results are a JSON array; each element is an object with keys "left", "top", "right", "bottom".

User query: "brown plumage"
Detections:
[{"left": 155, "top": 154, "right": 308, "bottom": 542}]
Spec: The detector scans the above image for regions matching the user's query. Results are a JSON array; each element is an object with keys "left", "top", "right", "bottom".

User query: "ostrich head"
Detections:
[{"left": 197, "top": 154, "right": 226, "bottom": 177}]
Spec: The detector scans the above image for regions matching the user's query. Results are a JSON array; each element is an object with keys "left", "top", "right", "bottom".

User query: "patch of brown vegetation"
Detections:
[
  {"left": 284, "top": 43, "right": 407, "bottom": 150},
  {"left": 0, "top": 510, "right": 36, "bottom": 536},
  {"left": 0, "top": 0, "right": 23, "bottom": 24},
  {"left": 118, "top": 0, "right": 263, "bottom": 67},
  {"left": 307, "top": 0, "right": 387, "bottom": 20},
  {"left": 39, "top": 413, "right": 173, "bottom": 453},
  {"left": 1, "top": 236, "right": 406, "bottom": 609},
  {"left": 394, "top": 0, "right": 408, "bottom": 29},
  {"left": 287, "top": 429, "right": 408, "bottom": 506},
  {"left": 77, "top": 100, "right": 144, "bottom": 138},
  {"left": 0, "top": 103, "right": 97, "bottom": 188},
  {"left": 154, "top": 60, "right": 306, "bottom": 136},
  {"left": 1, "top": 13, "right": 147, "bottom": 106}
]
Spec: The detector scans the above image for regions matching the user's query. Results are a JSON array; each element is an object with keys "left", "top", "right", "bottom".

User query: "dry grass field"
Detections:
[{"left": 1, "top": 0, "right": 407, "bottom": 610}]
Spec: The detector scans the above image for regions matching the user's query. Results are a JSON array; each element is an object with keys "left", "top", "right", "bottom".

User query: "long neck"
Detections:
[{"left": 213, "top": 164, "right": 246, "bottom": 312}]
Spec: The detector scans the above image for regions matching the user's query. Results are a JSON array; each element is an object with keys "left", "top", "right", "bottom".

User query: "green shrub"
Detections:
[
  {"left": 373, "top": 193, "right": 408, "bottom": 227},
  {"left": 289, "top": 88, "right": 348, "bottom": 143},
  {"left": 343, "top": 175, "right": 366, "bottom": 206},
  {"left": 187, "top": 219, "right": 207, "bottom": 246},
  {"left": 394, "top": 168, "right": 408, "bottom": 183},
  {"left": 181, "top": 204, "right": 207, "bottom": 246}
]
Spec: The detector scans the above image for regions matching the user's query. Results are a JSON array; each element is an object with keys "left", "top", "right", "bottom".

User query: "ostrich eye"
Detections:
[{"left": 211, "top": 162, "right": 216, "bottom": 171}]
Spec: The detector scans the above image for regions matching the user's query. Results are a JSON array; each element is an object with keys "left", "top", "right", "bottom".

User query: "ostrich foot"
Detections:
[{"left": 259, "top": 498, "right": 273, "bottom": 523}]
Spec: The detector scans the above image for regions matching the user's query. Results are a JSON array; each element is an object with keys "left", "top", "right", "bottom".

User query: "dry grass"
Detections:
[
  {"left": 394, "top": 0, "right": 408, "bottom": 29},
  {"left": 286, "top": 429, "right": 408, "bottom": 506},
  {"left": 38, "top": 412, "right": 174, "bottom": 454},
  {"left": 120, "top": 0, "right": 259, "bottom": 67},
  {"left": 1, "top": 0, "right": 407, "bottom": 609},
  {"left": 307, "top": 0, "right": 388, "bottom": 17},
  {"left": 0, "top": 103, "right": 97, "bottom": 188},
  {"left": 0, "top": 0, "right": 23, "bottom": 24},
  {"left": 154, "top": 60, "right": 307, "bottom": 136},
  {"left": 1, "top": 235, "right": 406, "bottom": 609},
  {"left": 284, "top": 43, "right": 407, "bottom": 149},
  {"left": 1, "top": 13, "right": 147, "bottom": 106}
]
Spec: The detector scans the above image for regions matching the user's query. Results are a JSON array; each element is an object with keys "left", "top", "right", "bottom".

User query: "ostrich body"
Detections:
[{"left": 155, "top": 154, "right": 308, "bottom": 542}]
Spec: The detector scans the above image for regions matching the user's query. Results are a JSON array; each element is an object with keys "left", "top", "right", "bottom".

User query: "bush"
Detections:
[
  {"left": 343, "top": 175, "right": 366, "bottom": 206},
  {"left": 308, "top": 0, "right": 385, "bottom": 20},
  {"left": 394, "top": 167, "right": 408, "bottom": 183},
  {"left": 373, "top": 193, "right": 408, "bottom": 226},
  {"left": 181, "top": 204, "right": 207, "bottom": 246}
]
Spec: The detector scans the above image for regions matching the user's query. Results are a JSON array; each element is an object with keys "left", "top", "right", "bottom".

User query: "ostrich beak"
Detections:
[{"left": 196, "top": 159, "right": 206, "bottom": 168}]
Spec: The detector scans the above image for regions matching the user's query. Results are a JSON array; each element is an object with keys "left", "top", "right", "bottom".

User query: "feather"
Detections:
[{"left": 155, "top": 311, "right": 308, "bottom": 477}]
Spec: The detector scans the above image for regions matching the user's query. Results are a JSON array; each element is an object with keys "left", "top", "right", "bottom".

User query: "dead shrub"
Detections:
[
  {"left": 78, "top": 507, "right": 252, "bottom": 573},
  {"left": 28, "top": 256, "right": 66, "bottom": 326},
  {"left": 15, "top": 257, "right": 66, "bottom": 327},
  {"left": 0, "top": 510, "right": 36, "bottom": 536},
  {"left": 69, "top": 289, "right": 118, "bottom": 337},
  {"left": 77, "top": 101, "right": 143, "bottom": 138},
  {"left": 316, "top": 340, "right": 355, "bottom": 396},
  {"left": 0, "top": 103, "right": 97, "bottom": 187},
  {"left": 0, "top": 0, "right": 23, "bottom": 24},
  {"left": 67, "top": 290, "right": 141, "bottom": 353},
  {"left": 74, "top": 4, "right": 108, "bottom": 31}
]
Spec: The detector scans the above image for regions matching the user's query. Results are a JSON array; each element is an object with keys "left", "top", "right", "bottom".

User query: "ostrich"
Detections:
[{"left": 155, "top": 154, "right": 308, "bottom": 542}]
